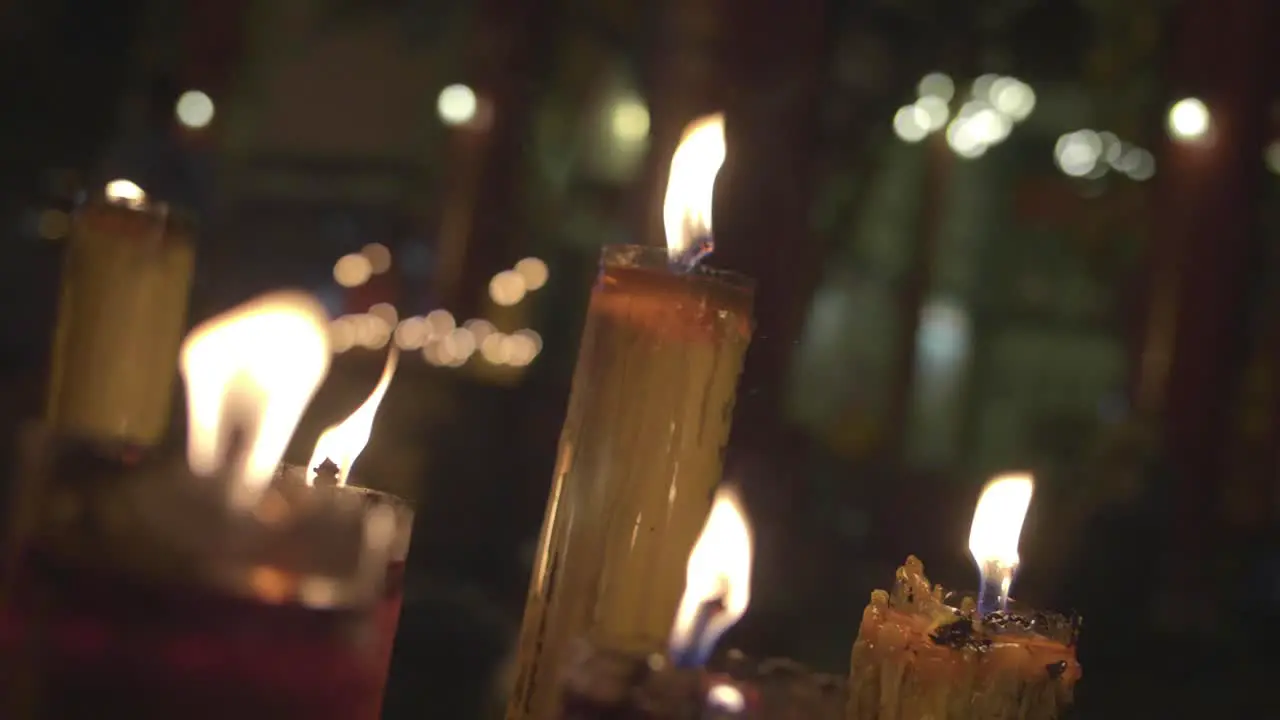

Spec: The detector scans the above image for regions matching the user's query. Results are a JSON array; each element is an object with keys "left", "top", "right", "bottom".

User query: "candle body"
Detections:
[
  {"left": 507, "top": 246, "right": 753, "bottom": 720},
  {"left": 0, "top": 444, "right": 401, "bottom": 719},
  {"left": 45, "top": 197, "right": 194, "bottom": 447},
  {"left": 846, "top": 557, "right": 1080, "bottom": 720}
]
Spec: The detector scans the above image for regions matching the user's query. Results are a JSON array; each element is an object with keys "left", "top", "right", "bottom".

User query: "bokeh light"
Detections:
[
  {"left": 514, "top": 257, "right": 549, "bottom": 291},
  {"left": 1054, "top": 130, "right": 1103, "bottom": 177},
  {"left": 1167, "top": 98, "right": 1210, "bottom": 143},
  {"left": 361, "top": 243, "right": 392, "bottom": 274},
  {"left": 394, "top": 316, "right": 429, "bottom": 350},
  {"left": 424, "top": 309, "right": 457, "bottom": 337},
  {"left": 611, "top": 99, "right": 651, "bottom": 143},
  {"left": 333, "top": 253, "right": 373, "bottom": 288},
  {"left": 105, "top": 179, "right": 146, "bottom": 206},
  {"left": 489, "top": 270, "right": 528, "bottom": 306},
  {"left": 367, "top": 302, "right": 398, "bottom": 326},
  {"left": 892, "top": 105, "right": 929, "bottom": 143},
  {"left": 438, "top": 84, "right": 478, "bottom": 126},
  {"left": 175, "top": 90, "right": 215, "bottom": 129},
  {"left": 917, "top": 72, "right": 954, "bottom": 103}
]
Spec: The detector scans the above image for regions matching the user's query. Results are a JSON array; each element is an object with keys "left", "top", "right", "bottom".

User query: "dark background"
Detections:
[{"left": 2, "top": 0, "right": 1279, "bottom": 717}]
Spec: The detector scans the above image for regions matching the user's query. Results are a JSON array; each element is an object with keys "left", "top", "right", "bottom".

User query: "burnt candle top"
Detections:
[
  {"left": 74, "top": 195, "right": 195, "bottom": 246},
  {"left": 867, "top": 555, "right": 1081, "bottom": 650},
  {"left": 594, "top": 245, "right": 754, "bottom": 341}
]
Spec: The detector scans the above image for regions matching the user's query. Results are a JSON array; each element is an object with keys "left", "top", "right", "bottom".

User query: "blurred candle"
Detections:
[
  {"left": 506, "top": 114, "right": 754, "bottom": 720},
  {"left": 45, "top": 184, "right": 195, "bottom": 448}
]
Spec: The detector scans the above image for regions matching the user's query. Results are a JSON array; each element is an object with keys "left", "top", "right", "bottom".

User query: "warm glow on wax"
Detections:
[
  {"left": 180, "top": 291, "right": 331, "bottom": 504},
  {"left": 669, "top": 486, "right": 753, "bottom": 665},
  {"left": 968, "top": 472, "right": 1034, "bottom": 613},
  {"left": 306, "top": 348, "right": 399, "bottom": 485},
  {"left": 662, "top": 113, "right": 726, "bottom": 265}
]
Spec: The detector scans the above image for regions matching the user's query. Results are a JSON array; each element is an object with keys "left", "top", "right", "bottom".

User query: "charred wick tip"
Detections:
[{"left": 312, "top": 458, "right": 340, "bottom": 487}]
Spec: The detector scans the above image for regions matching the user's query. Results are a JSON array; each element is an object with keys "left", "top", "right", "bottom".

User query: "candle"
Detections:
[
  {"left": 44, "top": 182, "right": 195, "bottom": 449},
  {"left": 0, "top": 292, "right": 402, "bottom": 719},
  {"left": 556, "top": 487, "right": 756, "bottom": 719},
  {"left": 506, "top": 114, "right": 755, "bottom": 720},
  {"left": 846, "top": 474, "right": 1082, "bottom": 720},
  {"left": 296, "top": 347, "right": 415, "bottom": 720}
]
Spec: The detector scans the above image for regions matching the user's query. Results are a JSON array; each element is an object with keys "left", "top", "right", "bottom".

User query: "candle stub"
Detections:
[
  {"left": 846, "top": 556, "right": 1081, "bottom": 720},
  {"left": 506, "top": 245, "right": 754, "bottom": 720},
  {"left": 44, "top": 193, "right": 195, "bottom": 448}
]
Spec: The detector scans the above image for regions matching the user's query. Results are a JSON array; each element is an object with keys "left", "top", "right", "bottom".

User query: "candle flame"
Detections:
[
  {"left": 105, "top": 179, "right": 147, "bottom": 209},
  {"left": 968, "top": 472, "right": 1035, "bottom": 575},
  {"left": 306, "top": 348, "right": 399, "bottom": 485},
  {"left": 180, "top": 291, "right": 331, "bottom": 504},
  {"left": 662, "top": 113, "right": 726, "bottom": 265},
  {"left": 669, "top": 486, "right": 753, "bottom": 664}
]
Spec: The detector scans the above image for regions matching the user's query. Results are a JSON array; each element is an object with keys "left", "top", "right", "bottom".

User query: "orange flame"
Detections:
[
  {"left": 180, "top": 291, "right": 330, "bottom": 505},
  {"left": 669, "top": 486, "right": 753, "bottom": 663},
  {"left": 662, "top": 113, "right": 726, "bottom": 261},
  {"left": 306, "top": 348, "right": 399, "bottom": 485}
]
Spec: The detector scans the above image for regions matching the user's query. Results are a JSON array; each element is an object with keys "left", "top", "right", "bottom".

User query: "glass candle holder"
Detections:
[
  {"left": 507, "top": 245, "right": 755, "bottom": 719},
  {"left": 0, "top": 436, "right": 405, "bottom": 720},
  {"left": 45, "top": 188, "right": 195, "bottom": 448}
]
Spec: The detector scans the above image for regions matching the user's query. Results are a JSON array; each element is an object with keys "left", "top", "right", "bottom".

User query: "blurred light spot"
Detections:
[
  {"left": 971, "top": 74, "right": 998, "bottom": 102},
  {"left": 464, "top": 318, "right": 496, "bottom": 344},
  {"left": 480, "top": 332, "right": 509, "bottom": 364},
  {"left": 1168, "top": 98, "right": 1210, "bottom": 142},
  {"left": 105, "top": 179, "right": 145, "bottom": 206},
  {"left": 893, "top": 105, "right": 929, "bottom": 143},
  {"left": 1127, "top": 149, "right": 1156, "bottom": 181},
  {"left": 361, "top": 243, "right": 392, "bottom": 274},
  {"left": 334, "top": 253, "right": 373, "bottom": 288},
  {"left": 960, "top": 101, "right": 1011, "bottom": 146},
  {"left": 502, "top": 332, "right": 539, "bottom": 367},
  {"left": 37, "top": 209, "right": 70, "bottom": 240},
  {"left": 1054, "top": 130, "right": 1103, "bottom": 177},
  {"left": 443, "top": 328, "right": 477, "bottom": 364},
  {"left": 1099, "top": 132, "right": 1123, "bottom": 165},
  {"left": 514, "top": 257, "right": 549, "bottom": 291},
  {"left": 422, "top": 339, "right": 449, "bottom": 367},
  {"left": 175, "top": 90, "right": 215, "bottom": 129},
  {"left": 424, "top": 309, "right": 456, "bottom": 338},
  {"left": 945, "top": 115, "right": 987, "bottom": 159},
  {"left": 706, "top": 683, "right": 746, "bottom": 713},
  {"left": 489, "top": 270, "right": 527, "bottom": 306},
  {"left": 990, "top": 77, "right": 1035, "bottom": 121},
  {"left": 367, "top": 302, "right": 398, "bottom": 326},
  {"left": 914, "top": 96, "right": 950, "bottom": 132},
  {"left": 917, "top": 72, "right": 954, "bottom": 103},
  {"left": 1266, "top": 142, "right": 1280, "bottom": 174},
  {"left": 513, "top": 329, "right": 543, "bottom": 355},
  {"left": 355, "top": 313, "right": 391, "bottom": 350},
  {"left": 611, "top": 98, "right": 651, "bottom": 143},
  {"left": 394, "top": 316, "right": 428, "bottom": 350},
  {"left": 329, "top": 316, "right": 356, "bottom": 353},
  {"left": 438, "top": 84, "right": 477, "bottom": 126}
]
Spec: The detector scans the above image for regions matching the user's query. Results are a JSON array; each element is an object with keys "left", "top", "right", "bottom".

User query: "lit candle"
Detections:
[
  {"left": 846, "top": 473, "right": 1081, "bottom": 720},
  {"left": 556, "top": 487, "right": 756, "bottom": 719},
  {"left": 507, "top": 114, "right": 755, "bottom": 720},
  {"left": 3, "top": 291, "right": 404, "bottom": 718},
  {"left": 285, "top": 347, "right": 415, "bottom": 720}
]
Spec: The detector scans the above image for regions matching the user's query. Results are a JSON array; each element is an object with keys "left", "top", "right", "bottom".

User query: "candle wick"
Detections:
[
  {"left": 977, "top": 560, "right": 1016, "bottom": 617},
  {"left": 669, "top": 233, "right": 714, "bottom": 272},
  {"left": 672, "top": 596, "right": 726, "bottom": 668},
  {"left": 312, "top": 457, "right": 341, "bottom": 488}
]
